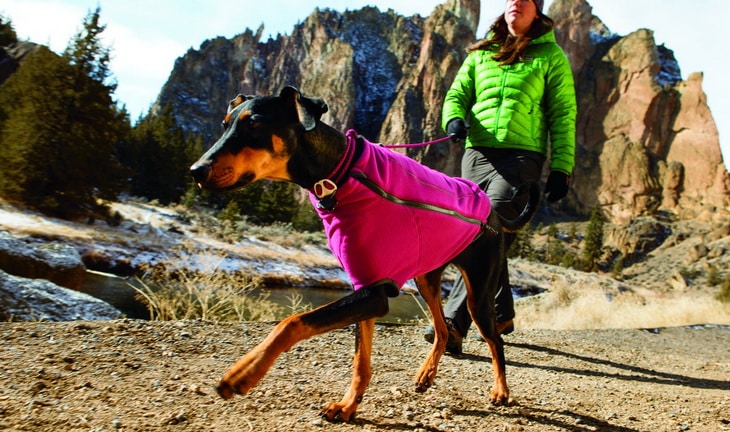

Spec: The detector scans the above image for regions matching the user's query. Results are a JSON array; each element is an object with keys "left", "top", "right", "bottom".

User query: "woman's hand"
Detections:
[
  {"left": 447, "top": 118, "right": 468, "bottom": 143},
  {"left": 544, "top": 171, "right": 570, "bottom": 202}
]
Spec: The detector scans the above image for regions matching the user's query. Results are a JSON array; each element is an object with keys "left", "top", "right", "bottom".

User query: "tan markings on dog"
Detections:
[
  {"left": 270, "top": 134, "right": 287, "bottom": 156},
  {"left": 208, "top": 143, "right": 292, "bottom": 189},
  {"left": 228, "top": 95, "right": 245, "bottom": 113},
  {"left": 262, "top": 134, "right": 292, "bottom": 181},
  {"left": 224, "top": 109, "right": 250, "bottom": 126},
  {"left": 206, "top": 151, "right": 244, "bottom": 189}
]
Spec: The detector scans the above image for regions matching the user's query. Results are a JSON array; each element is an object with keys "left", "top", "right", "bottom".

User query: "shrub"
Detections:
[
  {"left": 611, "top": 255, "right": 625, "bottom": 280},
  {"left": 707, "top": 264, "right": 722, "bottom": 287},
  {"left": 508, "top": 224, "right": 535, "bottom": 259},
  {"left": 292, "top": 203, "right": 323, "bottom": 233},
  {"left": 546, "top": 224, "right": 567, "bottom": 265},
  {"left": 130, "top": 251, "right": 281, "bottom": 321},
  {"left": 716, "top": 275, "right": 730, "bottom": 303}
]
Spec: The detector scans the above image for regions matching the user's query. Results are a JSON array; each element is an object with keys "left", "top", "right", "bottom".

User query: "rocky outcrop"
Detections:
[
  {"left": 0, "top": 42, "right": 40, "bottom": 84},
  {"left": 603, "top": 217, "right": 671, "bottom": 264},
  {"left": 0, "top": 269, "right": 121, "bottom": 321},
  {"left": 667, "top": 73, "right": 730, "bottom": 215},
  {"left": 0, "top": 231, "right": 86, "bottom": 290},
  {"left": 550, "top": 0, "right": 729, "bottom": 223},
  {"left": 153, "top": 0, "right": 728, "bottom": 223}
]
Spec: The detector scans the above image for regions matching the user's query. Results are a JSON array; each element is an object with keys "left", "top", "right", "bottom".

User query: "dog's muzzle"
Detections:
[{"left": 190, "top": 161, "right": 211, "bottom": 187}]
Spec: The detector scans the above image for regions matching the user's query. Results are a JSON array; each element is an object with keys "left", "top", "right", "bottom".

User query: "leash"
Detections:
[{"left": 378, "top": 135, "right": 452, "bottom": 148}]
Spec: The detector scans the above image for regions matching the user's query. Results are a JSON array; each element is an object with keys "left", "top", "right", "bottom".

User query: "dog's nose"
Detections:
[{"left": 190, "top": 162, "right": 211, "bottom": 186}]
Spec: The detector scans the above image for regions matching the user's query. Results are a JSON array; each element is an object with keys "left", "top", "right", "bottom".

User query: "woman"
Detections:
[{"left": 425, "top": 0, "right": 577, "bottom": 354}]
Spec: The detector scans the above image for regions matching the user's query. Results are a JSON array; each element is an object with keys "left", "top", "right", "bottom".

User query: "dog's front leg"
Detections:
[
  {"left": 217, "top": 283, "right": 391, "bottom": 418},
  {"left": 413, "top": 271, "right": 448, "bottom": 392},
  {"left": 320, "top": 318, "right": 374, "bottom": 422},
  {"left": 217, "top": 312, "right": 313, "bottom": 399}
]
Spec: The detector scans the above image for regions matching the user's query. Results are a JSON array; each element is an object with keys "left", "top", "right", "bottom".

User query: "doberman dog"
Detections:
[{"left": 190, "top": 86, "right": 539, "bottom": 422}]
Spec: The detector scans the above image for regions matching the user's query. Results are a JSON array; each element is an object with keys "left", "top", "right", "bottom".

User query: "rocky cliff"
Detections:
[
  {"left": 154, "top": 0, "right": 729, "bottom": 223},
  {"left": 551, "top": 0, "right": 729, "bottom": 222}
]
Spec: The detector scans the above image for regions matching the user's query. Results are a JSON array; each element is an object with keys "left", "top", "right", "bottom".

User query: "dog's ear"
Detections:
[{"left": 280, "top": 86, "right": 328, "bottom": 132}]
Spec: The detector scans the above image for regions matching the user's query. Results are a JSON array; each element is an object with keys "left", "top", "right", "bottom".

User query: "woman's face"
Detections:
[{"left": 504, "top": 0, "right": 539, "bottom": 36}]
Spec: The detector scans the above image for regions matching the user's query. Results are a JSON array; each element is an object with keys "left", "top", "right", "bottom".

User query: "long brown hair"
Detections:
[{"left": 468, "top": 13, "right": 554, "bottom": 65}]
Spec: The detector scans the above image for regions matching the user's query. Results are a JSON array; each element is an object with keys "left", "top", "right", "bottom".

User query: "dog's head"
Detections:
[{"left": 190, "top": 86, "right": 328, "bottom": 191}]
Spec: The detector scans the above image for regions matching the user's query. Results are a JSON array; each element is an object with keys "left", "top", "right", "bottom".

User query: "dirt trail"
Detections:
[{"left": 1, "top": 320, "right": 728, "bottom": 431}]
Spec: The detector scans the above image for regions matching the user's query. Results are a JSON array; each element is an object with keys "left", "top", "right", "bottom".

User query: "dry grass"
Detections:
[
  {"left": 516, "top": 286, "right": 730, "bottom": 330},
  {"left": 130, "top": 250, "right": 283, "bottom": 322}
]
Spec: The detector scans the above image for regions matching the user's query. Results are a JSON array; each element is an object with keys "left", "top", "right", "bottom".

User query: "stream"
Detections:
[{"left": 79, "top": 271, "right": 431, "bottom": 323}]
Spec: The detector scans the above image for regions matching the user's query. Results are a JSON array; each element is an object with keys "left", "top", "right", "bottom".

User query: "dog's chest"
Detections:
[{"left": 311, "top": 141, "right": 491, "bottom": 290}]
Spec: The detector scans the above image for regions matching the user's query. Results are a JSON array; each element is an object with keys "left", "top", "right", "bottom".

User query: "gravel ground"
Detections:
[{"left": 1, "top": 320, "right": 728, "bottom": 432}]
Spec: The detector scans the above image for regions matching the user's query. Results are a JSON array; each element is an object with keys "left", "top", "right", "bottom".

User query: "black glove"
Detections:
[
  {"left": 544, "top": 171, "right": 570, "bottom": 203},
  {"left": 446, "top": 118, "right": 468, "bottom": 143}
]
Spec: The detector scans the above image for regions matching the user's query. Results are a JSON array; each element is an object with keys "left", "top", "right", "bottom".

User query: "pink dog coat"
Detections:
[{"left": 310, "top": 130, "right": 492, "bottom": 290}]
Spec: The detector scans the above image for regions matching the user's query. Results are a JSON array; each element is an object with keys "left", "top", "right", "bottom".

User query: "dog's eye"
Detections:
[{"left": 248, "top": 114, "right": 266, "bottom": 128}]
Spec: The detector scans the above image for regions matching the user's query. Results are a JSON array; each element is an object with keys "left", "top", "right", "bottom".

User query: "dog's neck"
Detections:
[{"left": 288, "top": 122, "right": 352, "bottom": 190}]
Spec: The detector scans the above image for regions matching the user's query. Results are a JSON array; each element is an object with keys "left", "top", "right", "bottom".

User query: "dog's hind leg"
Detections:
[
  {"left": 217, "top": 282, "right": 393, "bottom": 420},
  {"left": 464, "top": 266, "right": 509, "bottom": 405},
  {"left": 456, "top": 229, "right": 510, "bottom": 405},
  {"left": 320, "top": 317, "right": 374, "bottom": 422},
  {"left": 413, "top": 268, "right": 448, "bottom": 392}
]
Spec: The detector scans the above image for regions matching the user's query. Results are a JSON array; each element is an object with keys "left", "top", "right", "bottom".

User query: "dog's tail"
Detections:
[{"left": 498, "top": 182, "right": 541, "bottom": 232}]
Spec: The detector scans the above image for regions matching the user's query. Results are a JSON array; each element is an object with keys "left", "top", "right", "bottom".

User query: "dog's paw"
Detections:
[
  {"left": 489, "top": 388, "right": 510, "bottom": 406},
  {"left": 320, "top": 402, "right": 357, "bottom": 423},
  {"left": 216, "top": 370, "right": 261, "bottom": 399},
  {"left": 414, "top": 377, "right": 433, "bottom": 393},
  {"left": 414, "top": 360, "right": 438, "bottom": 393},
  {"left": 216, "top": 380, "right": 239, "bottom": 399}
]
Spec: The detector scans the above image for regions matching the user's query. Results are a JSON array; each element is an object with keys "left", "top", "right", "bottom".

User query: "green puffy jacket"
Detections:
[{"left": 442, "top": 29, "right": 577, "bottom": 174}]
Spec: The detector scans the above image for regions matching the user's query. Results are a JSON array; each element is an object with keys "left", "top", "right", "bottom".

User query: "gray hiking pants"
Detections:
[{"left": 444, "top": 146, "right": 545, "bottom": 337}]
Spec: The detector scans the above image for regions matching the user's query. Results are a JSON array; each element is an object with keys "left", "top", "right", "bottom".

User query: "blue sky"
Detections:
[{"left": 2, "top": 0, "right": 728, "bottom": 166}]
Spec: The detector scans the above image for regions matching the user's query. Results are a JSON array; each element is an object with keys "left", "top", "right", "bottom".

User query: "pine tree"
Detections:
[
  {"left": 120, "top": 105, "right": 202, "bottom": 203},
  {"left": 0, "top": 15, "right": 18, "bottom": 46},
  {"left": 507, "top": 223, "right": 535, "bottom": 259},
  {"left": 253, "top": 181, "right": 300, "bottom": 224},
  {"left": 0, "top": 47, "right": 77, "bottom": 207},
  {"left": 545, "top": 223, "right": 564, "bottom": 265},
  {"left": 582, "top": 208, "right": 605, "bottom": 272},
  {"left": 0, "top": 8, "right": 125, "bottom": 217}
]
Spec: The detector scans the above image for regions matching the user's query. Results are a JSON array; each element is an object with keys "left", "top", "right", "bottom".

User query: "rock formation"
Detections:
[
  {"left": 0, "top": 269, "right": 121, "bottom": 321},
  {"left": 0, "top": 231, "right": 87, "bottom": 290},
  {"left": 551, "top": 0, "right": 729, "bottom": 223},
  {"left": 153, "top": 0, "right": 481, "bottom": 175}
]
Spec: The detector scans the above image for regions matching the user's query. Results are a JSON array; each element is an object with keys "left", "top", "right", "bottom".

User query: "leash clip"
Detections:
[{"left": 313, "top": 179, "right": 338, "bottom": 212}]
